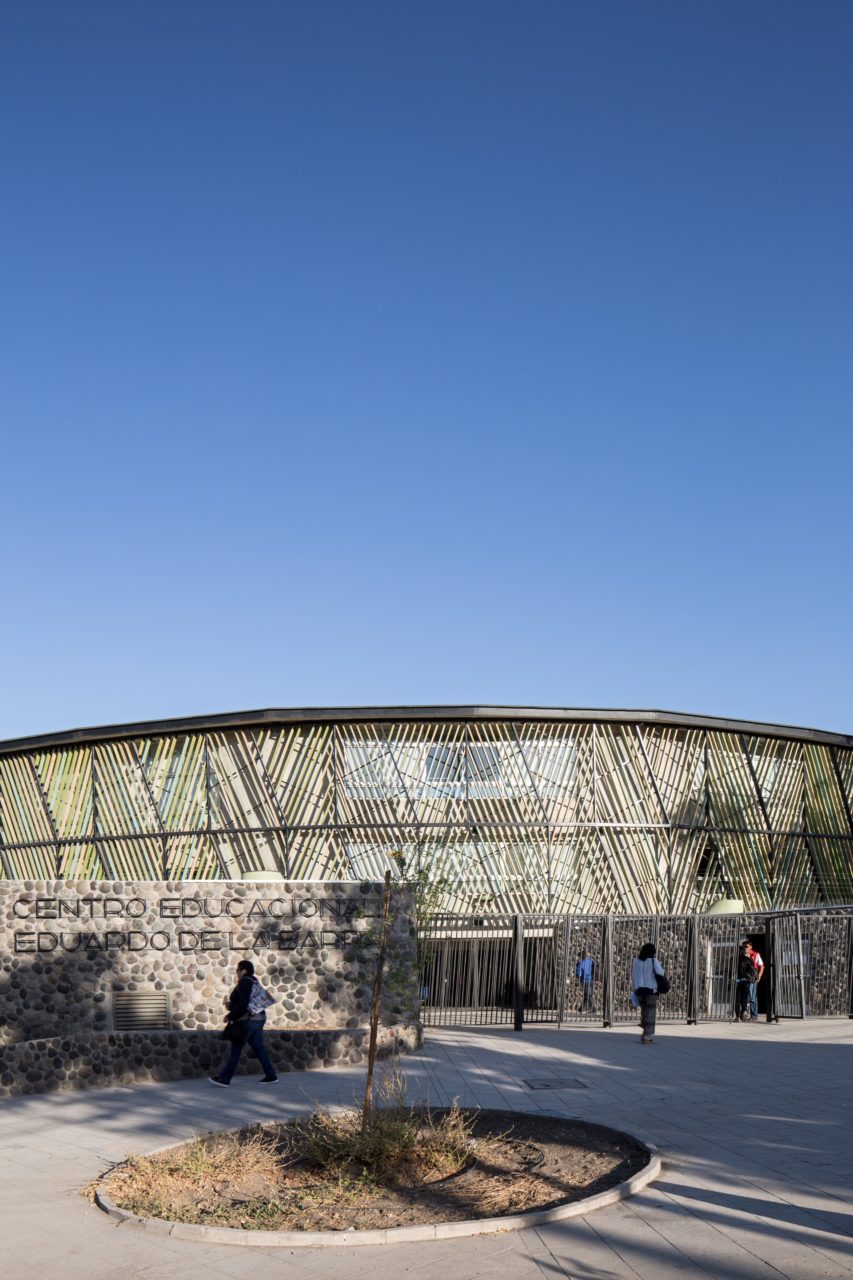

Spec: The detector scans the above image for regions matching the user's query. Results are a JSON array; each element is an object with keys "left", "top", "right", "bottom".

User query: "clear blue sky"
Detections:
[{"left": 1, "top": 2, "right": 851, "bottom": 741}]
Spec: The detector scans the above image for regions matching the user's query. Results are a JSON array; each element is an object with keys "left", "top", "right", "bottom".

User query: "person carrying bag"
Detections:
[
  {"left": 210, "top": 960, "right": 278, "bottom": 1086},
  {"left": 631, "top": 942, "right": 667, "bottom": 1044}
]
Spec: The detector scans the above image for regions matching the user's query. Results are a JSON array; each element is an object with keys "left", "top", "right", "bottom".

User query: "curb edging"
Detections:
[{"left": 95, "top": 1135, "right": 662, "bottom": 1247}]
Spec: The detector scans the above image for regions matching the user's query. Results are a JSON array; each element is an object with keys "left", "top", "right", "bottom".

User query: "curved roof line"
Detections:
[{"left": 0, "top": 706, "right": 851, "bottom": 755}]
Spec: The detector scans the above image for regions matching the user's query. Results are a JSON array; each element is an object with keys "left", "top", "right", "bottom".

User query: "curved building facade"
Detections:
[{"left": 1, "top": 707, "right": 851, "bottom": 914}]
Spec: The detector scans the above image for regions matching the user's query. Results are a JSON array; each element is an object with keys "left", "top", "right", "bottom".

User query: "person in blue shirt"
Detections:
[{"left": 576, "top": 949, "right": 596, "bottom": 1014}]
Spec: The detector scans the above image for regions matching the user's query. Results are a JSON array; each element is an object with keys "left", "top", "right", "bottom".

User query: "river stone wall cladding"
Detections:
[
  {"left": 0, "top": 881, "right": 421, "bottom": 1077},
  {"left": 0, "top": 1024, "right": 423, "bottom": 1098}
]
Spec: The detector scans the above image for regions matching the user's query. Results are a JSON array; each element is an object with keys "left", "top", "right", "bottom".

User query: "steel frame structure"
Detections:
[{"left": 1, "top": 706, "right": 852, "bottom": 914}]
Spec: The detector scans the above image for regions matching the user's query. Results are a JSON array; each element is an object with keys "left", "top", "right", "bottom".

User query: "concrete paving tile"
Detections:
[
  {"left": 620, "top": 1192, "right": 834, "bottom": 1280},
  {"left": 1, "top": 1263, "right": 74, "bottom": 1280},
  {"left": 4, "top": 1020, "right": 853, "bottom": 1280},
  {"left": 519, "top": 1219, "right": 647, "bottom": 1279},
  {"left": 559, "top": 1202, "right": 725, "bottom": 1279},
  {"left": 653, "top": 1189, "right": 853, "bottom": 1277}
]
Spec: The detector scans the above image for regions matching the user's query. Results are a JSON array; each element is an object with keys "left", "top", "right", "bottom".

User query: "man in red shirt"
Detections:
[{"left": 745, "top": 941, "right": 765, "bottom": 1020}]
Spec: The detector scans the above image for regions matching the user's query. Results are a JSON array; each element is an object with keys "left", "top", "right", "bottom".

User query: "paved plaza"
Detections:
[{"left": 0, "top": 1018, "right": 851, "bottom": 1280}]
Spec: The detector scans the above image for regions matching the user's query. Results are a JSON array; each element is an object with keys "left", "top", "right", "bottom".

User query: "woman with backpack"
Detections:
[
  {"left": 631, "top": 942, "right": 667, "bottom": 1044},
  {"left": 209, "top": 959, "right": 278, "bottom": 1087}
]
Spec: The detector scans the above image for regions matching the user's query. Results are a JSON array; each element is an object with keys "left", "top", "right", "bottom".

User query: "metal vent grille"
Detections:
[
  {"left": 524, "top": 1078, "right": 588, "bottom": 1091},
  {"left": 112, "top": 991, "right": 171, "bottom": 1032}
]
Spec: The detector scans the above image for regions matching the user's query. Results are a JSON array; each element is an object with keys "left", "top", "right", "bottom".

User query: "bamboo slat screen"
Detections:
[{"left": 1, "top": 715, "right": 852, "bottom": 913}]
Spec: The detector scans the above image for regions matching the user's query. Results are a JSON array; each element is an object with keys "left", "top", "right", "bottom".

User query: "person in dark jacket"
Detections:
[
  {"left": 735, "top": 942, "right": 757, "bottom": 1022},
  {"left": 209, "top": 959, "right": 277, "bottom": 1086}
]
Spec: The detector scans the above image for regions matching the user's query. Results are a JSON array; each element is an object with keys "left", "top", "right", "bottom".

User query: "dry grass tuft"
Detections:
[
  {"left": 104, "top": 1128, "right": 282, "bottom": 1223},
  {"left": 99, "top": 1072, "right": 476, "bottom": 1226},
  {"left": 92, "top": 1083, "right": 645, "bottom": 1233},
  {"left": 476, "top": 1174, "right": 542, "bottom": 1214},
  {"left": 287, "top": 1069, "right": 474, "bottom": 1184}
]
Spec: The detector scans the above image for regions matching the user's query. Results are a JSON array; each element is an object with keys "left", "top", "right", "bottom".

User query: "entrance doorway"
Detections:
[{"left": 745, "top": 932, "right": 768, "bottom": 1018}]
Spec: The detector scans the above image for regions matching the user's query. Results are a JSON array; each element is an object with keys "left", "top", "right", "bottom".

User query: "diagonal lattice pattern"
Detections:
[{"left": 1, "top": 711, "right": 851, "bottom": 913}]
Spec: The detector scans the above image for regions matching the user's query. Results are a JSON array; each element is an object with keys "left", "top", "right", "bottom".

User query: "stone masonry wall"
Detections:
[
  {"left": 0, "top": 880, "right": 420, "bottom": 1052},
  {"left": 0, "top": 1023, "right": 423, "bottom": 1099}
]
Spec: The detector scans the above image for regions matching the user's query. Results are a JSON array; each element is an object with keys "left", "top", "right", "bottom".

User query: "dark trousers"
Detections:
[
  {"left": 219, "top": 1017, "right": 276, "bottom": 1083},
  {"left": 638, "top": 990, "right": 657, "bottom": 1038}
]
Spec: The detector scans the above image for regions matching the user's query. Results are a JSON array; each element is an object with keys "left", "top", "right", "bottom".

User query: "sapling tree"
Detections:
[{"left": 361, "top": 868, "right": 393, "bottom": 1132}]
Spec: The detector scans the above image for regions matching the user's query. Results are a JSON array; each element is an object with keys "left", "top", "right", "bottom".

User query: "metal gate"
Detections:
[
  {"left": 796, "top": 913, "right": 853, "bottom": 1016},
  {"left": 418, "top": 914, "right": 565, "bottom": 1027},
  {"left": 418, "top": 917, "right": 513, "bottom": 1026},
  {"left": 558, "top": 915, "right": 606, "bottom": 1024},
  {"left": 771, "top": 913, "right": 806, "bottom": 1017},
  {"left": 418, "top": 908, "right": 853, "bottom": 1028},
  {"left": 519, "top": 914, "right": 565, "bottom": 1022},
  {"left": 694, "top": 913, "right": 744, "bottom": 1021},
  {"left": 770, "top": 911, "right": 853, "bottom": 1018},
  {"left": 607, "top": 916, "right": 692, "bottom": 1023}
]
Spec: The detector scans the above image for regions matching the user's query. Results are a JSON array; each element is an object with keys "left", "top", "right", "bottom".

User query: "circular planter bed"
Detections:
[{"left": 94, "top": 1108, "right": 660, "bottom": 1245}]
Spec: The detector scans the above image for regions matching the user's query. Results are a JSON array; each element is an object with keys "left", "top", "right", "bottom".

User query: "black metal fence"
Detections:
[{"left": 418, "top": 908, "right": 853, "bottom": 1027}]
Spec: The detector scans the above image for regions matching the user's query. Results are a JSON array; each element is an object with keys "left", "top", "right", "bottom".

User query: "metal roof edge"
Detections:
[{"left": 0, "top": 705, "right": 851, "bottom": 755}]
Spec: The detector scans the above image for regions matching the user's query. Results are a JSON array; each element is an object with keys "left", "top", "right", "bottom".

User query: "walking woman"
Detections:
[
  {"left": 210, "top": 959, "right": 278, "bottom": 1086},
  {"left": 631, "top": 942, "right": 665, "bottom": 1044}
]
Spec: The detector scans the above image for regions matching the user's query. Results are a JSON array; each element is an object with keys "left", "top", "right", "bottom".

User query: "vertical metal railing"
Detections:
[
  {"left": 512, "top": 915, "right": 524, "bottom": 1031},
  {"left": 418, "top": 916, "right": 512, "bottom": 1026},
  {"left": 695, "top": 913, "right": 744, "bottom": 1021},
  {"left": 686, "top": 916, "right": 699, "bottom": 1023},
  {"left": 771, "top": 913, "right": 806, "bottom": 1018},
  {"left": 609, "top": 915, "right": 662, "bottom": 1022},
  {"left": 654, "top": 915, "right": 692, "bottom": 1022},
  {"left": 559, "top": 915, "right": 606, "bottom": 1025},
  {"left": 602, "top": 914, "right": 614, "bottom": 1026},
  {"left": 517, "top": 914, "right": 565, "bottom": 1023},
  {"left": 418, "top": 908, "right": 853, "bottom": 1028},
  {"left": 791, "top": 912, "right": 851, "bottom": 1016}
]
